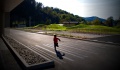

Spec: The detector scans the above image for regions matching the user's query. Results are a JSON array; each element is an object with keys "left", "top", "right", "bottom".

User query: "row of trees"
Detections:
[
  {"left": 10, "top": 0, "right": 84, "bottom": 27},
  {"left": 85, "top": 17, "right": 120, "bottom": 27},
  {"left": 104, "top": 17, "right": 120, "bottom": 27},
  {"left": 11, "top": 0, "right": 120, "bottom": 28}
]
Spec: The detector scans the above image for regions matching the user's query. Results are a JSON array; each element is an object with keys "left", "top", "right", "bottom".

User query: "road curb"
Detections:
[{"left": 2, "top": 35, "right": 55, "bottom": 70}]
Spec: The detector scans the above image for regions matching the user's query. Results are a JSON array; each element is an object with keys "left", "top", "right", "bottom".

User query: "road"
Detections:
[{"left": 5, "top": 29, "right": 120, "bottom": 70}]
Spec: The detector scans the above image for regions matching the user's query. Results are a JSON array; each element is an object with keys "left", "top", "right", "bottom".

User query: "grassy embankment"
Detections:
[
  {"left": 18, "top": 24, "right": 120, "bottom": 35},
  {"left": 68, "top": 24, "right": 120, "bottom": 35}
]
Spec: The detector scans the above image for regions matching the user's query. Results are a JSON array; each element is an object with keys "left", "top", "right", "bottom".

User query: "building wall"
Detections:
[
  {"left": 4, "top": 0, "right": 24, "bottom": 12},
  {"left": 0, "top": 0, "right": 23, "bottom": 37},
  {"left": 0, "top": 0, "right": 4, "bottom": 36}
]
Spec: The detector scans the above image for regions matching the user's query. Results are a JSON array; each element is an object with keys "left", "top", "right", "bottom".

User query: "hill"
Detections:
[
  {"left": 83, "top": 16, "right": 106, "bottom": 22},
  {"left": 10, "top": 0, "right": 85, "bottom": 27}
]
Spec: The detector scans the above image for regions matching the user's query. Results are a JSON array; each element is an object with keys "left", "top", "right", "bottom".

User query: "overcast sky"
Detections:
[{"left": 35, "top": 0, "right": 120, "bottom": 19}]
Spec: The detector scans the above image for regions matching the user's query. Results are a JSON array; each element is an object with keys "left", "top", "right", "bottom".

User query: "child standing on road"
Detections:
[{"left": 53, "top": 34, "right": 61, "bottom": 50}]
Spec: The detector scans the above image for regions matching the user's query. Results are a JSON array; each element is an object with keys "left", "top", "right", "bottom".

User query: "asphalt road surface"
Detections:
[
  {"left": 5, "top": 29, "right": 120, "bottom": 70},
  {"left": 89, "top": 35, "right": 120, "bottom": 44}
]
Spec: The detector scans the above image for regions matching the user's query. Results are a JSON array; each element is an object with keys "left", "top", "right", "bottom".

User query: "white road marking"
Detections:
[
  {"left": 44, "top": 43, "right": 96, "bottom": 55},
  {"left": 7, "top": 37, "right": 50, "bottom": 60},
  {"left": 32, "top": 47, "right": 65, "bottom": 65},
  {"left": 35, "top": 45, "right": 74, "bottom": 61},
  {"left": 7, "top": 36, "right": 65, "bottom": 64},
  {"left": 43, "top": 44, "right": 87, "bottom": 59},
  {"left": 59, "top": 44, "right": 98, "bottom": 55},
  {"left": 92, "top": 40, "right": 98, "bottom": 41},
  {"left": 107, "top": 41, "right": 113, "bottom": 43}
]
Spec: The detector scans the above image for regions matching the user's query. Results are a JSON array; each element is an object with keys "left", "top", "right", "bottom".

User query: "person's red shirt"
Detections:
[{"left": 53, "top": 37, "right": 60, "bottom": 43}]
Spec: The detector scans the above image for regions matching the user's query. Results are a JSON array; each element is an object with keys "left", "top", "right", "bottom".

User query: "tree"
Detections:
[
  {"left": 46, "top": 19, "right": 51, "bottom": 24},
  {"left": 91, "top": 18, "right": 101, "bottom": 25},
  {"left": 105, "top": 16, "right": 114, "bottom": 27},
  {"left": 114, "top": 17, "right": 120, "bottom": 27},
  {"left": 10, "top": 0, "right": 85, "bottom": 26}
]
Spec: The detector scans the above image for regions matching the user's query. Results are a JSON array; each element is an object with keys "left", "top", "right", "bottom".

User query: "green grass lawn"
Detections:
[
  {"left": 68, "top": 24, "right": 120, "bottom": 34},
  {"left": 22, "top": 23, "right": 120, "bottom": 35},
  {"left": 32, "top": 24, "right": 67, "bottom": 31},
  {"left": 46, "top": 24, "right": 66, "bottom": 31}
]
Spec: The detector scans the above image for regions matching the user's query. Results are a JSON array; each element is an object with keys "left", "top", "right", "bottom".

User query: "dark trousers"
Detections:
[{"left": 54, "top": 43, "right": 59, "bottom": 50}]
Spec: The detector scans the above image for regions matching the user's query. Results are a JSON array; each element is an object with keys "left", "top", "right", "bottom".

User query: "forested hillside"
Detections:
[{"left": 10, "top": 0, "right": 84, "bottom": 27}]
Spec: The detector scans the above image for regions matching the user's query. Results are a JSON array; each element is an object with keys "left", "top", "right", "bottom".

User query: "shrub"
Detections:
[{"left": 45, "top": 24, "right": 66, "bottom": 31}]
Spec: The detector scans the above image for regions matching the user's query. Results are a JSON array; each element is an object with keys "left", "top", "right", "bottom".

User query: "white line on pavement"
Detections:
[
  {"left": 32, "top": 46, "right": 65, "bottom": 65},
  {"left": 107, "top": 41, "right": 113, "bottom": 43},
  {"left": 44, "top": 43, "right": 96, "bottom": 55},
  {"left": 7, "top": 37, "right": 50, "bottom": 60},
  {"left": 35, "top": 45, "right": 74, "bottom": 61},
  {"left": 92, "top": 40, "right": 98, "bottom": 41},
  {"left": 42, "top": 44, "right": 87, "bottom": 59}
]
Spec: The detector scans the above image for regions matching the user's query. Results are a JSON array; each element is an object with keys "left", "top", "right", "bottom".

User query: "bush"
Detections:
[
  {"left": 68, "top": 24, "right": 88, "bottom": 29},
  {"left": 68, "top": 24, "right": 120, "bottom": 34},
  {"left": 45, "top": 24, "right": 66, "bottom": 31},
  {"left": 33, "top": 24, "right": 45, "bottom": 28}
]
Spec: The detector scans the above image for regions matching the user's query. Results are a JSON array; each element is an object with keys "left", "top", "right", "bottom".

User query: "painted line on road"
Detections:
[
  {"left": 31, "top": 46, "right": 65, "bottom": 65},
  {"left": 60, "top": 40, "right": 112, "bottom": 49},
  {"left": 43, "top": 44, "right": 87, "bottom": 59},
  {"left": 7, "top": 35, "right": 66, "bottom": 64},
  {"left": 11, "top": 37, "right": 68, "bottom": 65},
  {"left": 7, "top": 36, "right": 50, "bottom": 61},
  {"left": 35, "top": 45, "right": 74, "bottom": 62},
  {"left": 63, "top": 57, "right": 74, "bottom": 61},
  {"left": 59, "top": 44, "right": 98, "bottom": 55},
  {"left": 92, "top": 40, "right": 98, "bottom": 41},
  {"left": 106, "top": 41, "right": 113, "bottom": 43},
  {"left": 43, "top": 43, "right": 89, "bottom": 57}
]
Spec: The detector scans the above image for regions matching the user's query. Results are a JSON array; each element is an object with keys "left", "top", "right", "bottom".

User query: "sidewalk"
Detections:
[{"left": 0, "top": 37, "right": 22, "bottom": 70}]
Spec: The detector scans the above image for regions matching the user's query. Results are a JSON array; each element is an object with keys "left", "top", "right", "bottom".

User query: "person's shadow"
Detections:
[{"left": 55, "top": 49, "right": 65, "bottom": 59}]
